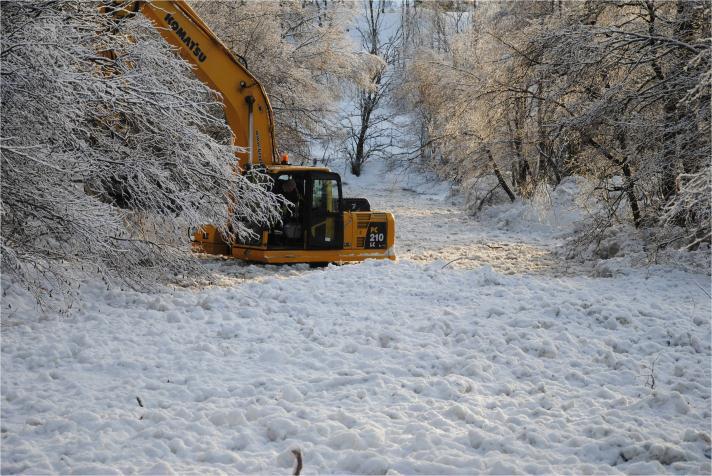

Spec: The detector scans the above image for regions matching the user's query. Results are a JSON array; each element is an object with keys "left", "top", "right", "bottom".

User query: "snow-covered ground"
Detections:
[
  {"left": 341, "top": 164, "right": 587, "bottom": 277},
  {"left": 2, "top": 163, "right": 710, "bottom": 475}
]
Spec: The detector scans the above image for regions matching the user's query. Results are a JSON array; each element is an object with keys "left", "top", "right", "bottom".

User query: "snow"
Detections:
[{"left": 2, "top": 161, "right": 711, "bottom": 475}]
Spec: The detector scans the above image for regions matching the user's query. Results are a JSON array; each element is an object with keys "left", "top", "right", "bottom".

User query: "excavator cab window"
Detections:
[
  {"left": 266, "top": 171, "right": 343, "bottom": 250},
  {"left": 307, "top": 173, "right": 343, "bottom": 249}
]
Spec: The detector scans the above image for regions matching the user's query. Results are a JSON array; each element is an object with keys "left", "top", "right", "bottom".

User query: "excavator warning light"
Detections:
[{"left": 280, "top": 153, "right": 289, "bottom": 165}]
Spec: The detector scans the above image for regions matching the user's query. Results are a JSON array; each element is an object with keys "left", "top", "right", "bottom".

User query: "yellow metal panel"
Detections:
[
  {"left": 192, "top": 224, "right": 231, "bottom": 255},
  {"left": 231, "top": 246, "right": 395, "bottom": 264},
  {"left": 343, "top": 212, "right": 356, "bottom": 249}
]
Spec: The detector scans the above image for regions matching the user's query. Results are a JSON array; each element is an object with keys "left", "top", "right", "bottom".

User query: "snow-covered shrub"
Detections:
[
  {"left": 0, "top": 1, "right": 281, "bottom": 298},
  {"left": 659, "top": 168, "right": 712, "bottom": 250}
]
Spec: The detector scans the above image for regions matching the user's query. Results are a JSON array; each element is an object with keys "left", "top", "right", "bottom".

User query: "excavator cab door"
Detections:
[{"left": 307, "top": 172, "right": 343, "bottom": 249}]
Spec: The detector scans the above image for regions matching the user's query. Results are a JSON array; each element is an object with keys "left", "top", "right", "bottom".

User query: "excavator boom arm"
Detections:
[{"left": 107, "top": 1, "right": 278, "bottom": 168}]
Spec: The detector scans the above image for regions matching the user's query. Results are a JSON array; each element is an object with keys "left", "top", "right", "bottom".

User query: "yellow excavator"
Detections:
[{"left": 102, "top": 0, "right": 395, "bottom": 264}]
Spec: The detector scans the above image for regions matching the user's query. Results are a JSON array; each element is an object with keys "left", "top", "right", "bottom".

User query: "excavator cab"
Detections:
[
  {"left": 193, "top": 165, "right": 395, "bottom": 264},
  {"left": 268, "top": 171, "right": 343, "bottom": 250}
]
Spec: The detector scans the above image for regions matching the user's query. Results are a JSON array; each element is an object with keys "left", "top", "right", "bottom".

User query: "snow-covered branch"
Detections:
[{"left": 1, "top": 1, "right": 281, "bottom": 300}]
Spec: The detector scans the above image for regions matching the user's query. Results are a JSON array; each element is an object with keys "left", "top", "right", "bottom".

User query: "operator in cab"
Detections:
[{"left": 276, "top": 176, "right": 304, "bottom": 243}]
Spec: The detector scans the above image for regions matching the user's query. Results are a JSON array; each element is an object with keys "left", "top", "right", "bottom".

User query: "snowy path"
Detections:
[
  {"left": 2, "top": 167, "right": 711, "bottom": 475},
  {"left": 349, "top": 171, "right": 584, "bottom": 277}
]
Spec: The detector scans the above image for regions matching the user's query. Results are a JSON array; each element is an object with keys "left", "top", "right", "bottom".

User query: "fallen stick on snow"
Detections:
[
  {"left": 292, "top": 449, "right": 303, "bottom": 476},
  {"left": 442, "top": 257, "right": 479, "bottom": 269}
]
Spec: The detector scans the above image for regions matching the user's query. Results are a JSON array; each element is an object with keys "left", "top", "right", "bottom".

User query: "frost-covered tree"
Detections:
[
  {"left": 343, "top": 0, "right": 400, "bottom": 176},
  {"left": 391, "top": 0, "right": 479, "bottom": 178},
  {"left": 193, "top": 0, "right": 374, "bottom": 165},
  {"left": 399, "top": 0, "right": 710, "bottom": 251},
  {"left": 516, "top": 0, "right": 710, "bottom": 247},
  {"left": 1, "top": 1, "right": 282, "bottom": 297}
]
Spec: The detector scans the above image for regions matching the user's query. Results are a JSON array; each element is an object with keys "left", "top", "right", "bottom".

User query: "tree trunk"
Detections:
[
  {"left": 585, "top": 135, "right": 642, "bottom": 228},
  {"left": 487, "top": 148, "right": 516, "bottom": 202}
]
